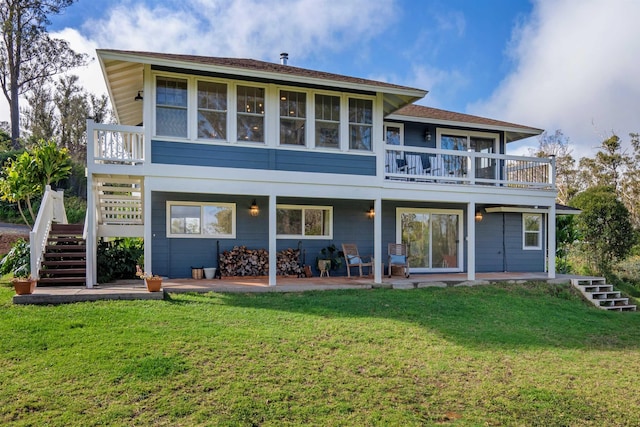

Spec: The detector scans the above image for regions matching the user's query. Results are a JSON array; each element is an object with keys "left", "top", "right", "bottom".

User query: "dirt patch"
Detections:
[{"left": 0, "top": 225, "right": 29, "bottom": 256}]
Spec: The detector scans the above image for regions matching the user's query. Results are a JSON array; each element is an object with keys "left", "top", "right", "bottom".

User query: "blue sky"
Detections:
[{"left": 7, "top": 0, "right": 640, "bottom": 158}]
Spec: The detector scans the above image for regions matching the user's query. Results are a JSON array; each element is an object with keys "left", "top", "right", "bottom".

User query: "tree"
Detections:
[
  {"left": 577, "top": 134, "right": 629, "bottom": 193},
  {"left": 21, "top": 74, "right": 112, "bottom": 160},
  {"left": 570, "top": 186, "right": 635, "bottom": 274},
  {"left": 530, "top": 130, "right": 578, "bottom": 204},
  {"left": 620, "top": 133, "right": 640, "bottom": 228},
  {"left": 0, "top": 0, "right": 87, "bottom": 149},
  {"left": 0, "top": 139, "right": 71, "bottom": 225}
]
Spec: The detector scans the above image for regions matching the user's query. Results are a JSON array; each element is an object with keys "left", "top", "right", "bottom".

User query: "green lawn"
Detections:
[{"left": 1, "top": 278, "right": 639, "bottom": 426}]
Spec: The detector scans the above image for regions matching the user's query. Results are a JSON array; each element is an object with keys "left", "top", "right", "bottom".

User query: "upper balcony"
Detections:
[
  {"left": 384, "top": 145, "right": 554, "bottom": 190},
  {"left": 87, "top": 121, "right": 555, "bottom": 191}
]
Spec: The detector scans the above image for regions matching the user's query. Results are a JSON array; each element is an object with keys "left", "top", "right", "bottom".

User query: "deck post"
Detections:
[
  {"left": 547, "top": 204, "right": 556, "bottom": 279},
  {"left": 373, "top": 198, "right": 382, "bottom": 284},
  {"left": 268, "top": 195, "right": 277, "bottom": 286},
  {"left": 467, "top": 201, "right": 476, "bottom": 281}
]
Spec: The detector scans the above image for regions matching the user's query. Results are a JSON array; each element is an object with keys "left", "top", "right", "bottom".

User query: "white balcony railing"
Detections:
[
  {"left": 87, "top": 120, "right": 144, "bottom": 165},
  {"left": 385, "top": 146, "right": 555, "bottom": 190}
]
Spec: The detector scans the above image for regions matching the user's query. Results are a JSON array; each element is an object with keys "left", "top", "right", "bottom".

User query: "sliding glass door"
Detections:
[{"left": 397, "top": 208, "right": 463, "bottom": 272}]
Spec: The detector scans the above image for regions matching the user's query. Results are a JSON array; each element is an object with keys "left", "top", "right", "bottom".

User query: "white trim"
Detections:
[
  {"left": 395, "top": 207, "right": 464, "bottom": 273},
  {"left": 522, "top": 213, "right": 542, "bottom": 250},
  {"left": 486, "top": 206, "right": 551, "bottom": 214},
  {"left": 384, "top": 122, "right": 404, "bottom": 146},
  {"left": 166, "top": 201, "right": 236, "bottom": 238},
  {"left": 276, "top": 204, "right": 333, "bottom": 239},
  {"left": 436, "top": 128, "right": 499, "bottom": 152}
]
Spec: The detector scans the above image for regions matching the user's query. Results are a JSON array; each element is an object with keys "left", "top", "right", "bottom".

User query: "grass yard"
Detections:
[{"left": 1, "top": 278, "right": 639, "bottom": 426}]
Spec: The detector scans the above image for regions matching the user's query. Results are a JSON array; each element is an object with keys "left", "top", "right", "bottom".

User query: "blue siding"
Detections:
[
  {"left": 152, "top": 140, "right": 376, "bottom": 176},
  {"left": 476, "top": 212, "right": 545, "bottom": 272},
  {"left": 152, "top": 193, "right": 375, "bottom": 278}
]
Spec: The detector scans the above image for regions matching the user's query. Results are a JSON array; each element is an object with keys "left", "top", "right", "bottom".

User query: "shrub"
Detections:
[
  {"left": 97, "top": 238, "right": 143, "bottom": 283},
  {"left": 64, "top": 195, "right": 87, "bottom": 224}
]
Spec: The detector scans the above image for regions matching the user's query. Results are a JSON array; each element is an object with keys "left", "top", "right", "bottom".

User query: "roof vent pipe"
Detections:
[{"left": 280, "top": 52, "right": 288, "bottom": 65}]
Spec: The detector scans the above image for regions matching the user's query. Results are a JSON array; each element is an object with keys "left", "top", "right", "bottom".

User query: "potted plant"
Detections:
[
  {"left": 316, "top": 244, "right": 344, "bottom": 275},
  {"left": 135, "top": 265, "right": 163, "bottom": 292},
  {"left": 1, "top": 239, "right": 37, "bottom": 295}
]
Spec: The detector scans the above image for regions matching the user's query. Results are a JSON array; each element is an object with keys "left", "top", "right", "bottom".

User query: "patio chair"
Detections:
[
  {"left": 387, "top": 243, "right": 410, "bottom": 278},
  {"left": 341, "top": 243, "right": 373, "bottom": 278}
]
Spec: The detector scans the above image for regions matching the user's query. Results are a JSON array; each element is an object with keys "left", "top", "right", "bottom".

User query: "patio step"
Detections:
[
  {"left": 38, "top": 224, "right": 86, "bottom": 286},
  {"left": 571, "top": 278, "right": 636, "bottom": 312}
]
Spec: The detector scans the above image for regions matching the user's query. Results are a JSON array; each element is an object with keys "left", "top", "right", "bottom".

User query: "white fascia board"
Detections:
[
  {"left": 386, "top": 113, "right": 541, "bottom": 137},
  {"left": 485, "top": 206, "right": 553, "bottom": 214},
  {"left": 96, "top": 50, "right": 427, "bottom": 100},
  {"left": 97, "top": 55, "right": 122, "bottom": 124}
]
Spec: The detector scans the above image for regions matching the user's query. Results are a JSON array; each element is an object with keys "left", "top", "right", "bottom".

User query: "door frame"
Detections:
[{"left": 396, "top": 207, "right": 464, "bottom": 273}]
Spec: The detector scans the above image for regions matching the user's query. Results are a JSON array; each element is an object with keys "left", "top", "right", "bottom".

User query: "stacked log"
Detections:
[
  {"left": 276, "top": 248, "right": 304, "bottom": 277},
  {"left": 218, "top": 246, "right": 304, "bottom": 277}
]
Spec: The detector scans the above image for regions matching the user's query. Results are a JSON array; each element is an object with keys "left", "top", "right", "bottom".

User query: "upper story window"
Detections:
[
  {"left": 197, "top": 81, "right": 227, "bottom": 140},
  {"left": 167, "top": 201, "right": 236, "bottom": 238},
  {"left": 280, "top": 90, "right": 306, "bottom": 146},
  {"left": 523, "top": 213, "right": 542, "bottom": 250},
  {"left": 384, "top": 123, "right": 404, "bottom": 145},
  {"left": 349, "top": 98, "right": 373, "bottom": 151},
  {"left": 237, "top": 85, "right": 265, "bottom": 143},
  {"left": 315, "top": 94, "right": 340, "bottom": 149},
  {"left": 156, "top": 76, "right": 188, "bottom": 138}
]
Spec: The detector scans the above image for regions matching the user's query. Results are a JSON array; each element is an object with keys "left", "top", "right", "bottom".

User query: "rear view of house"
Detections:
[{"left": 83, "top": 50, "right": 555, "bottom": 286}]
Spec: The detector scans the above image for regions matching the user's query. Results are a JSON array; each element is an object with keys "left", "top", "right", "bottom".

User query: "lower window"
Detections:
[
  {"left": 523, "top": 213, "right": 542, "bottom": 250},
  {"left": 167, "top": 201, "right": 236, "bottom": 238},
  {"left": 277, "top": 205, "right": 332, "bottom": 238}
]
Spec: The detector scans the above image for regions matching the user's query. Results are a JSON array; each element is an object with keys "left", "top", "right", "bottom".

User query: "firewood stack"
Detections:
[{"left": 218, "top": 246, "right": 304, "bottom": 277}]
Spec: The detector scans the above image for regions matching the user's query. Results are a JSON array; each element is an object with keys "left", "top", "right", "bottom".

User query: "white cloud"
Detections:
[
  {"left": 82, "top": 0, "right": 396, "bottom": 61},
  {"left": 469, "top": 0, "right": 640, "bottom": 159}
]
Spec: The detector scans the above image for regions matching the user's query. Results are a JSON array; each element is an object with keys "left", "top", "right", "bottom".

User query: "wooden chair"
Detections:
[
  {"left": 387, "top": 243, "right": 410, "bottom": 278},
  {"left": 341, "top": 243, "right": 373, "bottom": 278}
]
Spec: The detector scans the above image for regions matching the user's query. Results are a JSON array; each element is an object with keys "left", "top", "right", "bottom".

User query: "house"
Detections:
[{"left": 82, "top": 49, "right": 555, "bottom": 287}]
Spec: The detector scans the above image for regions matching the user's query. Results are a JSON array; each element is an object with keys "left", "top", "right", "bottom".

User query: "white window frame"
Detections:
[
  {"left": 236, "top": 83, "right": 267, "bottom": 144},
  {"left": 523, "top": 213, "right": 542, "bottom": 250},
  {"left": 276, "top": 204, "right": 333, "bottom": 239},
  {"left": 436, "top": 129, "right": 499, "bottom": 152},
  {"left": 348, "top": 97, "right": 374, "bottom": 152},
  {"left": 278, "top": 89, "right": 308, "bottom": 147},
  {"left": 154, "top": 74, "right": 190, "bottom": 139},
  {"left": 196, "top": 79, "right": 229, "bottom": 142},
  {"left": 166, "top": 201, "right": 236, "bottom": 238},
  {"left": 384, "top": 122, "right": 404, "bottom": 146}
]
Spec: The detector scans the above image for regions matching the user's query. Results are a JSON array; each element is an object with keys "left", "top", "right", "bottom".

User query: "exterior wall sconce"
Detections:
[
  {"left": 134, "top": 91, "right": 143, "bottom": 101},
  {"left": 367, "top": 204, "right": 375, "bottom": 219},
  {"left": 425, "top": 127, "right": 432, "bottom": 142},
  {"left": 475, "top": 210, "right": 483, "bottom": 222},
  {"left": 249, "top": 199, "right": 259, "bottom": 217}
]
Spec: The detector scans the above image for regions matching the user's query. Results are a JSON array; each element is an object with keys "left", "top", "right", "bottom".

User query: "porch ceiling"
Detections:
[{"left": 99, "top": 58, "right": 144, "bottom": 126}]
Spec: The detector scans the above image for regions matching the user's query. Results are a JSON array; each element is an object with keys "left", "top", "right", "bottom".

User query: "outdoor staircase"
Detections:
[
  {"left": 38, "top": 223, "right": 86, "bottom": 286},
  {"left": 571, "top": 278, "right": 637, "bottom": 312}
]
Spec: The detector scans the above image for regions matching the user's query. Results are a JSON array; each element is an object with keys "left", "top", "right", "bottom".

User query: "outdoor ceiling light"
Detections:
[{"left": 250, "top": 199, "right": 259, "bottom": 217}]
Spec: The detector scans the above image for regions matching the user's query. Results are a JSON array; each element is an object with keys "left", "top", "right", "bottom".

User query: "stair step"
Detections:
[
  {"left": 603, "top": 305, "right": 637, "bottom": 312},
  {"left": 590, "top": 292, "right": 621, "bottom": 299},
  {"left": 46, "top": 244, "right": 86, "bottom": 251},
  {"left": 51, "top": 223, "right": 84, "bottom": 233},
  {"left": 47, "top": 237, "right": 84, "bottom": 243},
  {"left": 571, "top": 277, "right": 636, "bottom": 312},
  {"left": 41, "top": 268, "right": 86, "bottom": 275},
  {"left": 38, "top": 277, "right": 86, "bottom": 285},
  {"left": 42, "top": 260, "right": 86, "bottom": 266},
  {"left": 44, "top": 252, "right": 86, "bottom": 259}
]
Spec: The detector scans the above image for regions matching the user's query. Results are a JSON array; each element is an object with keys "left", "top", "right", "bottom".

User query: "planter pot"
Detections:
[
  {"left": 13, "top": 278, "right": 36, "bottom": 295},
  {"left": 203, "top": 267, "right": 216, "bottom": 279},
  {"left": 317, "top": 259, "right": 331, "bottom": 277},
  {"left": 144, "top": 278, "right": 163, "bottom": 292}
]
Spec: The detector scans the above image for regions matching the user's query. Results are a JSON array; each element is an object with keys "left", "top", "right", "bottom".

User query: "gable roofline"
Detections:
[
  {"left": 387, "top": 104, "right": 543, "bottom": 143},
  {"left": 97, "top": 49, "right": 427, "bottom": 124}
]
